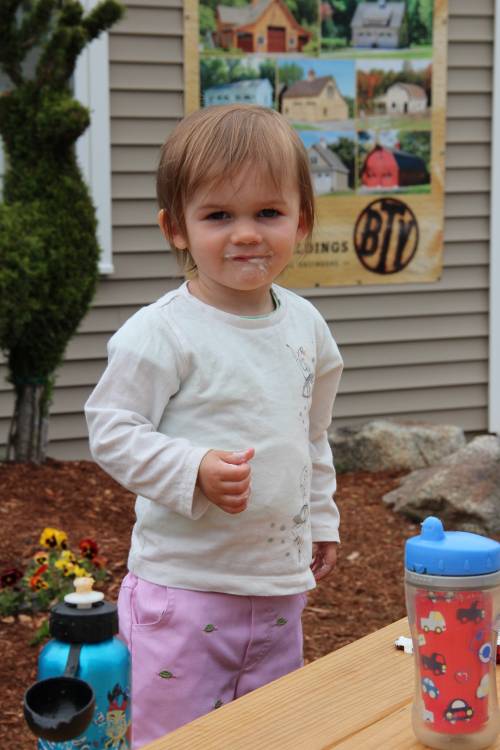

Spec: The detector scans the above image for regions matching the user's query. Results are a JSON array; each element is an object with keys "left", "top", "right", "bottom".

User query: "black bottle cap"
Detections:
[{"left": 50, "top": 600, "right": 118, "bottom": 644}]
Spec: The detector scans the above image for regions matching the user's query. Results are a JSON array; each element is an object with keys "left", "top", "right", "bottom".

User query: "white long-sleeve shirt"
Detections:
[{"left": 85, "top": 282, "right": 343, "bottom": 596}]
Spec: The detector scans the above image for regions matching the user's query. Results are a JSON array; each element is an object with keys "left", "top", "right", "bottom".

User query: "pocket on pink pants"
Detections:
[{"left": 131, "top": 576, "right": 173, "bottom": 630}]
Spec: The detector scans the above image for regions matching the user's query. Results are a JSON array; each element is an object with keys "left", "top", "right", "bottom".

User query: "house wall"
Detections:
[
  {"left": 252, "top": 2, "right": 299, "bottom": 53},
  {"left": 283, "top": 82, "right": 347, "bottom": 122},
  {"left": 386, "top": 85, "right": 427, "bottom": 114},
  {"left": 333, "top": 171, "right": 349, "bottom": 191},
  {"left": 352, "top": 26, "right": 400, "bottom": 49},
  {"left": 205, "top": 81, "right": 272, "bottom": 108},
  {"left": 0, "top": 0, "right": 494, "bottom": 459}
]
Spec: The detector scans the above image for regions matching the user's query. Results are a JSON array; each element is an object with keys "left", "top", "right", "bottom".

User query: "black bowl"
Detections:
[{"left": 24, "top": 676, "right": 95, "bottom": 742}]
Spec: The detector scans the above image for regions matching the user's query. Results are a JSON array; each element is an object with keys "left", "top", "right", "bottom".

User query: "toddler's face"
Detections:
[{"left": 167, "top": 165, "right": 306, "bottom": 309}]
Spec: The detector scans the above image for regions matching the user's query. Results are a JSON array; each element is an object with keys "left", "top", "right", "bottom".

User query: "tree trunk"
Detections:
[{"left": 8, "top": 383, "right": 50, "bottom": 463}]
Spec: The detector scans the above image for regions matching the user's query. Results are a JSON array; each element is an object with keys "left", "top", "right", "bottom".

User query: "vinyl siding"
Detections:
[{"left": 0, "top": 0, "right": 494, "bottom": 458}]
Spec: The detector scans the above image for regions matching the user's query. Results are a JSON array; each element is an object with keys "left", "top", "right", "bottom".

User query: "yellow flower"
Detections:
[
  {"left": 55, "top": 558, "right": 73, "bottom": 576},
  {"left": 59, "top": 550, "right": 76, "bottom": 563},
  {"left": 40, "top": 528, "right": 68, "bottom": 550},
  {"left": 70, "top": 565, "right": 88, "bottom": 578}
]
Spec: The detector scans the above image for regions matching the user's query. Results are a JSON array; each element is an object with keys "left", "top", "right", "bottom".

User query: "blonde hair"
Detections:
[{"left": 156, "top": 105, "right": 315, "bottom": 273}]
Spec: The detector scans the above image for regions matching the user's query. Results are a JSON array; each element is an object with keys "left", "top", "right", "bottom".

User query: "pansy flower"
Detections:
[
  {"left": 79, "top": 538, "right": 98, "bottom": 560},
  {"left": 40, "top": 528, "right": 68, "bottom": 550},
  {"left": 70, "top": 564, "right": 88, "bottom": 578},
  {"left": 0, "top": 567, "right": 23, "bottom": 588},
  {"left": 29, "top": 564, "right": 49, "bottom": 590},
  {"left": 59, "top": 550, "right": 76, "bottom": 563},
  {"left": 55, "top": 558, "right": 73, "bottom": 576},
  {"left": 33, "top": 551, "right": 49, "bottom": 566}
]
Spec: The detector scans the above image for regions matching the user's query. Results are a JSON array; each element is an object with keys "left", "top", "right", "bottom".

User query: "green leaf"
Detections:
[
  {"left": 158, "top": 670, "right": 175, "bottom": 680},
  {"left": 29, "top": 618, "right": 50, "bottom": 646},
  {"left": 276, "top": 617, "right": 288, "bottom": 626},
  {"left": 203, "top": 624, "right": 217, "bottom": 633}
]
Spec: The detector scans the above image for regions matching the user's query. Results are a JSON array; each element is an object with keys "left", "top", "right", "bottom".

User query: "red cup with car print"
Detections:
[{"left": 405, "top": 517, "right": 500, "bottom": 750}]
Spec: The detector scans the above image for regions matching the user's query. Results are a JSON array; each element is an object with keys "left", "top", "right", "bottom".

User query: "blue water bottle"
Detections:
[{"left": 30, "top": 577, "right": 131, "bottom": 750}]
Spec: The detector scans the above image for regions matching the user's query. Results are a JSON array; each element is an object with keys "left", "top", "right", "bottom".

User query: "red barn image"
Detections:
[{"left": 361, "top": 144, "right": 429, "bottom": 189}]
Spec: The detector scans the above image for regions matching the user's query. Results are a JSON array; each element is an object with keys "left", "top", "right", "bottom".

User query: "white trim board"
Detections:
[
  {"left": 74, "top": 14, "right": 114, "bottom": 275},
  {"left": 489, "top": 0, "right": 500, "bottom": 434}
]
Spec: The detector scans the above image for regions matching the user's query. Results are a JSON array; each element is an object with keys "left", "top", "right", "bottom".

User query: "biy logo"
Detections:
[{"left": 353, "top": 198, "right": 419, "bottom": 275}]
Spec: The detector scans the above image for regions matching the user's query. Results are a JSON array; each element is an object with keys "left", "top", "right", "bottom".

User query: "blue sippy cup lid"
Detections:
[{"left": 405, "top": 516, "right": 500, "bottom": 576}]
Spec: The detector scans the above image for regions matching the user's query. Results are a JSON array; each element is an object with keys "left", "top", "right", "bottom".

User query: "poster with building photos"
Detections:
[{"left": 184, "top": 0, "right": 447, "bottom": 286}]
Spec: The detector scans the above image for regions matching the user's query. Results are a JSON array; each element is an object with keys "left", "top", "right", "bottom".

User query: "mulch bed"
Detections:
[{"left": 0, "top": 460, "right": 416, "bottom": 749}]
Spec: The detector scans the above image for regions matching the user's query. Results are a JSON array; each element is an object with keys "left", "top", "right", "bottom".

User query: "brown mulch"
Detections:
[{"left": 0, "top": 460, "right": 416, "bottom": 750}]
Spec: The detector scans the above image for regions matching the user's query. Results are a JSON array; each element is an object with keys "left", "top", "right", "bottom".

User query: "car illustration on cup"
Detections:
[
  {"left": 421, "top": 677, "right": 439, "bottom": 699},
  {"left": 457, "top": 601, "right": 485, "bottom": 624},
  {"left": 421, "top": 652, "right": 447, "bottom": 676},
  {"left": 444, "top": 699, "right": 474, "bottom": 723},
  {"left": 420, "top": 611, "right": 446, "bottom": 634}
]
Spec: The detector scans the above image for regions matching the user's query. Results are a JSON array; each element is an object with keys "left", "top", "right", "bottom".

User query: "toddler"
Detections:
[{"left": 85, "top": 104, "right": 343, "bottom": 748}]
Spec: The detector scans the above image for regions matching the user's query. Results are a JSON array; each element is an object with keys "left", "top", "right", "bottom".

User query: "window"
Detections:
[{"left": 0, "top": 0, "right": 113, "bottom": 274}]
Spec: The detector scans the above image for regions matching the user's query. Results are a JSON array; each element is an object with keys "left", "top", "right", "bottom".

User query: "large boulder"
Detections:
[
  {"left": 329, "top": 420, "right": 466, "bottom": 473},
  {"left": 383, "top": 435, "right": 500, "bottom": 535}
]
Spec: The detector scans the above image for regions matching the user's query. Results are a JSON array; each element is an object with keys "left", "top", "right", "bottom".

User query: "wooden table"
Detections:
[{"left": 143, "top": 618, "right": 500, "bottom": 749}]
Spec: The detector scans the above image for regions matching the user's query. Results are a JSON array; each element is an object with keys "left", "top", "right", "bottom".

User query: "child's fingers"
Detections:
[
  {"left": 217, "top": 461, "right": 252, "bottom": 482},
  {"left": 220, "top": 448, "right": 255, "bottom": 465},
  {"left": 219, "top": 478, "right": 251, "bottom": 495},
  {"left": 311, "top": 543, "right": 338, "bottom": 581},
  {"left": 218, "top": 490, "right": 250, "bottom": 514}
]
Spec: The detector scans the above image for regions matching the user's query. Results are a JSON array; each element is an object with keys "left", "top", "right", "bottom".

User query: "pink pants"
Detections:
[{"left": 118, "top": 572, "right": 307, "bottom": 748}]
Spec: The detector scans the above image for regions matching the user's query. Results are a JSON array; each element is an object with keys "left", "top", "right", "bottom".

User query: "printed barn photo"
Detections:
[
  {"left": 278, "top": 58, "right": 355, "bottom": 130},
  {"left": 199, "top": 0, "right": 319, "bottom": 56},
  {"left": 200, "top": 56, "right": 277, "bottom": 108},
  {"left": 358, "top": 129, "right": 431, "bottom": 193},
  {"left": 357, "top": 58, "right": 432, "bottom": 130},
  {"left": 299, "top": 131, "right": 356, "bottom": 195},
  {"left": 320, "top": 0, "right": 433, "bottom": 58}
]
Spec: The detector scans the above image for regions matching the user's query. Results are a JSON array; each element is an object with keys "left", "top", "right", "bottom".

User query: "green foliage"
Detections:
[
  {"left": 399, "top": 131, "right": 431, "bottom": 171},
  {"left": 344, "top": 95, "right": 355, "bottom": 119},
  {"left": 278, "top": 62, "right": 304, "bottom": 88},
  {"left": 0, "top": 0, "right": 124, "bottom": 459},
  {"left": 283, "top": 0, "right": 318, "bottom": 25},
  {"left": 323, "top": 0, "right": 357, "bottom": 41},
  {"left": 199, "top": 4, "right": 216, "bottom": 39},
  {"left": 320, "top": 36, "right": 348, "bottom": 50},
  {"left": 407, "top": 0, "right": 432, "bottom": 45},
  {"left": 329, "top": 137, "right": 356, "bottom": 188}
]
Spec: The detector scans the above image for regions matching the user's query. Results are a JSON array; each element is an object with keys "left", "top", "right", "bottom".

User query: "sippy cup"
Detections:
[
  {"left": 24, "top": 576, "right": 131, "bottom": 749},
  {"left": 405, "top": 516, "right": 500, "bottom": 750}
]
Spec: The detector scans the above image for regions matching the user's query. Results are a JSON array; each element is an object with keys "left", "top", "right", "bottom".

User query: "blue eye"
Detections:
[
  {"left": 206, "top": 211, "right": 229, "bottom": 221},
  {"left": 259, "top": 209, "right": 280, "bottom": 218}
]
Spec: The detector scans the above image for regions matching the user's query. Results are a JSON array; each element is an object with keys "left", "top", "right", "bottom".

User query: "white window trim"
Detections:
[
  {"left": 75, "top": 0, "right": 114, "bottom": 275},
  {"left": 489, "top": 0, "right": 500, "bottom": 433},
  {"left": 0, "top": 3, "right": 113, "bottom": 275}
]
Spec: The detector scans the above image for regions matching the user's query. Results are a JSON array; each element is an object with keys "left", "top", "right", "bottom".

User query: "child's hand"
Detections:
[
  {"left": 311, "top": 541, "right": 338, "bottom": 581},
  {"left": 197, "top": 448, "right": 254, "bottom": 514}
]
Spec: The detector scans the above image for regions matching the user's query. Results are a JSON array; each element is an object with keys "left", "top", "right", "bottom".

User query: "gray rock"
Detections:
[
  {"left": 383, "top": 435, "right": 500, "bottom": 535},
  {"left": 329, "top": 419, "right": 466, "bottom": 473}
]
